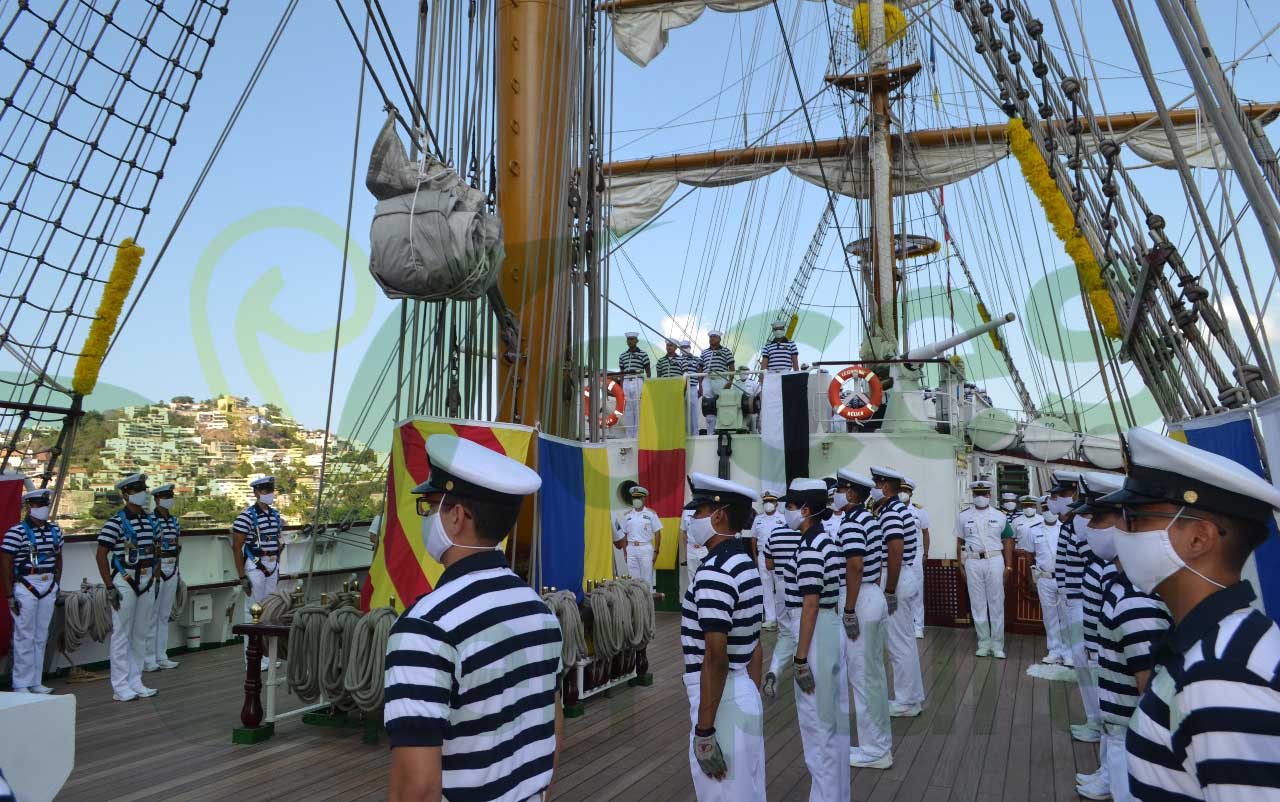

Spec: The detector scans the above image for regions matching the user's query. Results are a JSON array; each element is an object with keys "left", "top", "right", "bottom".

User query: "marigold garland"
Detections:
[
  {"left": 72, "top": 237, "right": 144, "bottom": 396},
  {"left": 852, "top": 2, "right": 908, "bottom": 51},
  {"left": 975, "top": 301, "right": 1003, "bottom": 353},
  {"left": 1006, "top": 119, "right": 1119, "bottom": 339}
]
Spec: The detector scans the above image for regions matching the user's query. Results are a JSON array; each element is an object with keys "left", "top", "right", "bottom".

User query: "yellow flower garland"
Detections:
[
  {"left": 975, "top": 301, "right": 1003, "bottom": 353},
  {"left": 1005, "top": 119, "right": 1120, "bottom": 339},
  {"left": 852, "top": 2, "right": 908, "bottom": 51},
  {"left": 72, "top": 238, "right": 145, "bottom": 396}
]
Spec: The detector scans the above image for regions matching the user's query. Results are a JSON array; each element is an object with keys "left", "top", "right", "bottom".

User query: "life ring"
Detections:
[
  {"left": 583, "top": 379, "right": 626, "bottom": 427},
  {"left": 828, "top": 365, "right": 883, "bottom": 421}
]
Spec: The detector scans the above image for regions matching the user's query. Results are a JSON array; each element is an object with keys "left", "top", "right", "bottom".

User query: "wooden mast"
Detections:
[{"left": 867, "top": 0, "right": 896, "bottom": 355}]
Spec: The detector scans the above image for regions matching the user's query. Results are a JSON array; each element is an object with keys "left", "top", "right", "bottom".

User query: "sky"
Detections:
[{"left": 6, "top": 0, "right": 1280, "bottom": 441}]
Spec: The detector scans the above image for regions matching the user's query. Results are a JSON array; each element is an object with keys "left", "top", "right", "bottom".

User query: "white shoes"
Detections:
[
  {"left": 132, "top": 686, "right": 158, "bottom": 698},
  {"left": 915, "top": 631, "right": 925, "bottom": 639},
  {"left": 113, "top": 691, "right": 138, "bottom": 702},
  {"left": 1076, "top": 777, "right": 1112, "bottom": 800},
  {"left": 157, "top": 659, "right": 180, "bottom": 670},
  {"left": 31, "top": 684, "right": 53, "bottom": 694},
  {"left": 1041, "top": 654, "right": 1061, "bottom": 665},
  {"left": 1077, "top": 769, "right": 1104, "bottom": 786},
  {"left": 143, "top": 662, "right": 160, "bottom": 673},
  {"left": 11, "top": 687, "right": 30, "bottom": 694},
  {"left": 850, "top": 751, "right": 894, "bottom": 769},
  {"left": 1071, "top": 722, "right": 1102, "bottom": 743},
  {"left": 992, "top": 649, "right": 1007, "bottom": 660},
  {"left": 889, "top": 702, "right": 923, "bottom": 718},
  {"left": 976, "top": 646, "right": 992, "bottom": 657}
]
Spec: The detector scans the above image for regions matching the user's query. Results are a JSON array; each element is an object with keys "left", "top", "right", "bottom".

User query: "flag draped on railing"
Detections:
[
  {"left": 638, "top": 377, "right": 687, "bottom": 571},
  {"left": 537, "top": 435, "right": 614, "bottom": 600}
]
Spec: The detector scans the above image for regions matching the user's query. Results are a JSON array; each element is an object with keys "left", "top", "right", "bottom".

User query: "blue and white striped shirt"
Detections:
[
  {"left": 788, "top": 522, "right": 842, "bottom": 611},
  {"left": 232, "top": 505, "right": 282, "bottom": 558},
  {"left": 618, "top": 348, "right": 650, "bottom": 375},
  {"left": 1, "top": 520, "right": 62, "bottom": 575},
  {"left": 1082, "top": 553, "right": 1117, "bottom": 657},
  {"left": 699, "top": 345, "right": 734, "bottom": 376},
  {"left": 839, "top": 506, "right": 883, "bottom": 584},
  {"left": 1054, "top": 521, "right": 1086, "bottom": 601},
  {"left": 681, "top": 538, "right": 763, "bottom": 674},
  {"left": 878, "top": 498, "right": 919, "bottom": 567},
  {"left": 97, "top": 510, "right": 156, "bottom": 568},
  {"left": 760, "top": 339, "right": 798, "bottom": 372},
  {"left": 764, "top": 527, "right": 803, "bottom": 580},
  {"left": 1097, "top": 572, "right": 1170, "bottom": 727}
]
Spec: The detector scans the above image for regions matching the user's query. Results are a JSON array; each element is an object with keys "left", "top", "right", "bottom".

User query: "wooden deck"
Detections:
[{"left": 55, "top": 614, "right": 1099, "bottom": 801}]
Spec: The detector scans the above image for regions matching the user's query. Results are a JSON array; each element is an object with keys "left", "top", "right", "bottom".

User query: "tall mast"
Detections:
[{"left": 867, "top": 0, "right": 896, "bottom": 359}]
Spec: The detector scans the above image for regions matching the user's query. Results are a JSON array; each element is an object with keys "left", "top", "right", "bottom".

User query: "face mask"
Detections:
[
  {"left": 1113, "top": 509, "right": 1226, "bottom": 594},
  {"left": 157, "top": 498, "right": 175, "bottom": 511},
  {"left": 783, "top": 508, "right": 805, "bottom": 529},
  {"left": 687, "top": 513, "right": 718, "bottom": 547},
  {"left": 1002, "top": 502, "right": 1016, "bottom": 511},
  {"left": 632, "top": 499, "right": 644, "bottom": 510},
  {"left": 259, "top": 492, "right": 275, "bottom": 506},
  {"left": 898, "top": 492, "right": 911, "bottom": 504},
  {"left": 763, "top": 502, "right": 776, "bottom": 514},
  {"left": 1082, "top": 521, "right": 1118, "bottom": 561},
  {"left": 1022, "top": 507, "right": 1036, "bottom": 518},
  {"left": 974, "top": 496, "right": 990, "bottom": 509},
  {"left": 28, "top": 506, "right": 49, "bottom": 522},
  {"left": 1048, "top": 497, "right": 1070, "bottom": 515},
  {"left": 1043, "top": 512, "right": 1059, "bottom": 525},
  {"left": 423, "top": 496, "right": 492, "bottom": 562},
  {"left": 869, "top": 488, "right": 885, "bottom": 502},
  {"left": 127, "top": 491, "right": 149, "bottom": 507}
]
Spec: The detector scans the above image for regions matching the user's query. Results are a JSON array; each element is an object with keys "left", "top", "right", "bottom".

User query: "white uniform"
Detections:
[
  {"left": 3, "top": 520, "right": 62, "bottom": 691},
  {"left": 908, "top": 504, "right": 930, "bottom": 636},
  {"left": 749, "top": 509, "right": 786, "bottom": 625},
  {"left": 618, "top": 507, "right": 662, "bottom": 588},
  {"left": 956, "top": 505, "right": 1011, "bottom": 654},
  {"left": 232, "top": 504, "right": 283, "bottom": 660},
  {"left": 98, "top": 511, "right": 158, "bottom": 698},
  {"left": 1020, "top": 518, "right": 1069, "bottom": 662},
  {"left": 146, "top": 513, "right": 181, "bottom": 669},
  {"left": 839, "top": 507, "right": 892, "bottom": 764},
  {"left": 880, "top": 498, "right": 925, "bottom": 709}
]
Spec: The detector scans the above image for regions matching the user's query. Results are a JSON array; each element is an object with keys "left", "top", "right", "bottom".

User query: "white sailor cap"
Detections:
[
  {"left": 151, "top": 483, "right": 176, "bottom": 496},
  {"left": 22, "top": 488, "right": 51, "bottom": 503},
  {"left": 1072, "top": 471, "right": 1125, "bottom": 515},
  {"left": 781, "top": 477, "right": 829, "bottom": 507},
  {"left": 115, "top": 473, "right": 147, "bottom": 491},
  {"left": 901, "top": 476, "right": 917, "bottom": 491},
  {"left": 1000, "top": 492, "right": 1018, "bottom": 502},
  {"left": 624, "top": 331, "right": 639, "bottom": 339},
  {"left": 869, "top": 465, "right": 904, "bottom": 482},
  {"left": 761, "top": 490, "right": 780, "bottom": 502},
  {"left": 250, "top": 475, "right": 276, "bottom": 490},
  {"left": 1049, "top": 470, "right": 1083, "bottom": 493},
  {"left": 836, "top": 469, "right": 875, "bottom": 491},
  {"left": 969, "top": 480, "right": 994, "bottom": 492},
  {"left": 679, "top": 340, "right": 692, "bottom": 349},
  {"left": 707, "top": 329, "right": 723, "bottom": 338},
  {"left": 1099, "top": 428, "right": 1280, "bottom": 528},
  {"left": 684, "top": 472, "right": 760, "bottom": 510},
  {"left": 771, "top": 321, "right": 786, "bottom": 331},
  {"left": 630, "top": 485, "right": 649, "bottom": 498},
  {"left": 411, "top": 434, "right": 541, "bottom": 502}
]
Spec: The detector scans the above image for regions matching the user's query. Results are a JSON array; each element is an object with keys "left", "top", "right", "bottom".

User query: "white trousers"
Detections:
[
  {"left": 622, "top": 376, "right": 643, "bottom": 438},
  {"left": 1034, "top": 576, "right": 1068, "bottom": 661},
  {"left": 768, "top": 604, "right": 796, "bottom": 678},
  {"left": 1104, "top": 724, "right": 1128, "bottom": 802},
  {"left": 886, "top": 564, "right": 924, "bottom": 707},
  {"left": 700, "top": 376, "right": 719, "bottom": 434},
  {"left": 911, "top": 558, "right": 925, "bottom": 634},
  {"left": 243, "top": 563, "right": 279, "bottom": 656},
  {"left": 963, "top": 554, "right": 1006, "bottom": 651},
  {"left": 757, "top": 557, "right": 777, "bottom": 624},
  {"left": 686, "top": 379, "right": 700, "bottom": 436},
  {"left": 110, "top": 573, "right": 156, "bottom": 697},
  {"left": 795, "top": 609, "right": 850, "bottom": 802},
  {"left": 147, "top": 572, "right": 179, "bottom": 665},
  {"left": 10, "top": 577, "right": 56, "bottom": 690},
  {"left": 626, "top": 544, "right": 655, "bottom": 588},
  {"left": 1062, "top": 597, "right": 1101, "bottom": 725},
  {"left": 844, "top": 583, "right": 892, "bottom": 762},
  {"left": 684, "top": 671, "right": 767, "bottom": 802}
]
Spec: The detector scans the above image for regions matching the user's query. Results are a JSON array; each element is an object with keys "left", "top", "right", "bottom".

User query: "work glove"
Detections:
[
  {"left": 842, "top": 609, "right": 860, "bottom": 641},
  {"left": 106, "top": 587, "right": 122, "bottom": 611},
  {"left": 885, "top": 592, "right": 898, "bottom": 616},
  {"left": 693, "top": 728, "right": 727, "bottom": 779},
  {"left": 239, "top": 575, "right": 253, "bottom": 596},
  {"left": 9, "top": 595, "right": 20, "bottom": 616},
  {"left": 794, "top": 658, "right": 815, "bottom": 694},
  {"left": 761, "top": 672, "right": 777, "bottom": 700}
]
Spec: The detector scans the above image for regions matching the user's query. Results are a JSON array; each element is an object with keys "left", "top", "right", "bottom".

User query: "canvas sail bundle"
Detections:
[{"left": 366, "top": 115, "right": 504, "bottom": 301}]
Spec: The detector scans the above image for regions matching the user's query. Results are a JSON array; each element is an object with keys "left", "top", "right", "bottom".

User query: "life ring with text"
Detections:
[
  {"left": 828, "top": 365, "right": 883, "bottom": 421},
  {"left": 584, "top": 379, "right": 626, "bottom": 427}
]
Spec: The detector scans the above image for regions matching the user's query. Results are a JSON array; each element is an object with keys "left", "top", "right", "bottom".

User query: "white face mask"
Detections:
[
  {"left": 1022, "top": 507, "right": 1036, "bottom": 518},
  {"left": 763, "top": 502, "right": 776, "bottom": 514},
  {"left": 632, "top": 498, "right": 644, "bottom": 510},
  {"left": 1048, "top": 497, "right": 1071, "bottom": 516},
  {"left": 1112, "top": 509, "right": 1226, "bottom": 594},
  {"left": 869, "top": 487, "right": 885, "bottom": 502},
  {"left": 1043, "top": 512, "right": 1059, "bottom": 525},
  {"left": 783, "top": 507, "right": 805, "bottom": 530},
  {"left": 687, "top": 513, "right": 718, "bottom": 548},
  {"left": 423, "top": 496, "right": 493, "bottom": 562},
  {"left": 127, "top": 491, "right": 149, "bottom": 507},
  {"left": 259, "top": 492, "right": 275, "bottom": 506},
  {"left": 1081, "top": 520, "right": 1119, "bottom": 561},
  {"left": 974, "top": 496, "right": 991, "bottom": 509},
  {"left": 157, "top": 498, "right": 175, "bottom": 511},
  {"left": 28, "top": 506, "right": 49, "bottom": 521},
  {"left": 898, "top": 492, "right": 912, "bottom": 504},
  {"left": 1001, "top": 501, "right": 1016, "bottom": 511}
]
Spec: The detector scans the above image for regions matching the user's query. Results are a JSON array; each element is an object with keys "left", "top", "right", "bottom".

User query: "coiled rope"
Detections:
[
  {"left": 259, "top": 588, "right": 302, "bottom": 659},
  {"left": 169, "top": 577, "right": 188, "bottom": 623},
  {"left": 344, "top": 606, "right": 399, "bottom": 713},
  {"left": 618, "top": 578, "right": 656, "bottom": 647},
  {"left": 60, "top": 580, "right": 111, "bottom": 654},
  {"left": 321, "top": 604, "right": 363, "bottom": 712},
  {"left": 286, "top": 604, "right": 329, "bottom": 703},
  {"left": 542, "top": 590, "right": 586, "bottom": 668},
  {"left": 588, "top": 582, "right": 628, "bottom": 659}
]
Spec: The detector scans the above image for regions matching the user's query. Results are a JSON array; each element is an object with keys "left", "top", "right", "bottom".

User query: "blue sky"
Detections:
[{"left": 21, "top": 0, "right": 1280, "bottom": 436}]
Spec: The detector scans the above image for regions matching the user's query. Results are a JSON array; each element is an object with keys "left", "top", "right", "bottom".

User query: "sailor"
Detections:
[
  {"left": 232, "top": 475, "right": 283, "bottom": 666},
  {"left": 656, "top": 338, "right": 685, "bottom": 378},
  {"left": 618, "top": 331, "right": 650, "bottom": 437},
  {"left": 144, "top": 483, "right": 182, "bottom": 672},
  {"left": 872, "top": 465, "right": 925, "bottom": 716},
  {"left": 681, "top": 472, "right": 766, "bottom": 802},
  {"left": 698, "top": 330, "right": 734, "bottom": 434},
  {"left": 679, "top": 339, "right": 700, "bottom": 436},
  {"left": 836, "top": 470, "right": 893, "bottom": 770},
  {"left": 1019, "top": 504, "right": 1070, "bottom": 666},
  {"left": 384, "top": 434, "right": 562, "bottom": 802},
  {"left": 761, "top": 502, "right": 803, "bottom": 697},
  {"left": 682, "top": 507, "right": 707, "bottom": 588},
  {"left": 95, "top": 474, "right": 158, "bottom": 701},
  {"left": 781, "top": 477, "right": 849, "bottom": 802},
  {"left": 1076, "top": 475, "right": 1121, "bottom": 728},
  {"left": 749, "top": 491, "right": 785, "bottom": 631},
  {"left": 999, "top": 491, "right": 1019, "bottom": 521},
  {"left": 614, "top": 486, "right": 661, "bottom": 589},
  {"left": 899, "top": 477, "right": 930, "bottom": 640},
  {"left": 1011, "top": 494, "right": 1042, "bottom": 545},
  {"left": 956, "top": 480, "right": 1014, "bottom": 658},
  {"left": 2, "top": 488, "right": 62, "bottom": 694},
  {"left": 760, "top": 321, "right": 799, "bottom": 373},
  {"left": 1092, "top": 429, "right": 1280, "bottom": 801}
]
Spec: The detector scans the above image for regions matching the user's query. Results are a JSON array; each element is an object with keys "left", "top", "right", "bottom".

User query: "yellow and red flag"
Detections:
[
  {"left": 638, "top": 378, "right": 687, "bottom": 570},
  {"left": 360, "top": 417, "right": 534, "bottom": 612}
]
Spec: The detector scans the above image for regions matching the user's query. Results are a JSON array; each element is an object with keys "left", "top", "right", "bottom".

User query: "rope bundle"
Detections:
[
  {"left": 60, "top": 580, "right": 112, "bottom": 654},
  {"left": 618, "top": 578, "right": 656, "bottom": 648},
  {"left": 344, "top": 606, "right": 399, "bottom": 713},
  {"left": 286, "top": 604, "right": 329, "bottom": 703},
  {"left": 169, "top": 577, "right": 188, "bottom": 623},
  {"left": 321, "top": 604, "right": 363, "bottom": 712},
  {"left": 542, "top": 590, "right": 587, "bottom": 668},
  {"left": 259, "top": 588, "right": 303, "bottom": 659},
  {"left": 586, "top": 579, "right": 656, "bottom": 660}
]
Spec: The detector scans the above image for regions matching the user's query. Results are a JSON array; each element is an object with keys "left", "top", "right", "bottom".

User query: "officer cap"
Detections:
[
  {"left": 1049, "top": 470, "right": 1083, "bottom": 494},
  {"left": 1018, "top": 494, "right": 1038, "bottom": 504},
  {"left": 151, "top": 483, "right": 176, "bottom": 496},
  {"left": 115, "top": 473, "right": 147, "bottom": 491},
  {"left": 969, "top": 480, "right": 994, "bottom": 492},
  {"left": 901, "top": 476, "right": 917, "bottom": 491},
  {"left": 411, "top": 435, "right": 542, "bottom": 503},
  {"left": 836, "top": 469, "right": 875, "bottom": 491},
  {"left": 630, "top": 486, "right": 649, "bottom": 498},
  {"left": 771, "top": 321, "right": 786, "bottom": 331},
  {"left": 1071, "top": 471, "right": 1125, "bottom": 516},
  {"left": 761, "top": 490, "right": 779, "bottom": 502},
  {"left": 781, "top": 477, "right": 829, "bottom": 509},
  {"left": 250, "top": 475, "right": 276, "bottom": 490},
  {"left": 22, "top": 488, "right": 51, "bottom": 503},
  {"left": 1099, "top": 428, "right": 1280, "bottom": 526},
  {"left": 624, "top": 331, "right": 639, "bottom": 339},
  {"left": 869, "top": 465, "right": 904, "bottom": 482},
  {"left": 684, "top": 472, "right": 760, "bottom": 510}
]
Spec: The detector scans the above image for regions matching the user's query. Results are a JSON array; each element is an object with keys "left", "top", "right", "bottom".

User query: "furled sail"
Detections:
[
  {"left": 1121, "top": 107, "right": 1279, "bottom": 169},
  {"left": 366, "top": 115, "right": 505, "bottom": 301}
]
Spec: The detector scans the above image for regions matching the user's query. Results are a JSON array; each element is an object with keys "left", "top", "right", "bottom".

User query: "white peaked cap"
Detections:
[
  {"left": 684, "top": 472, "right": 760, "bottom": 509},
  {"left": 836, "top": 469, "right": 875, "bottom": 490},
  {"left": 115, "top": 473, "right": 147, "bottom": 490},
  {"left": 869, "top": 465, "right": 904, "bottom": 481},
  {"left": 150, "top": 483, "right": 175, "bottom": 495},
  {"left": 411, "top": 434, "right": 541, "bottom": 500},
  {"left": 624, "top": 331, "right": 639, "bottom": 338},
  {"left": 969, "top": 480, "right": 994, "bottom": 491}
]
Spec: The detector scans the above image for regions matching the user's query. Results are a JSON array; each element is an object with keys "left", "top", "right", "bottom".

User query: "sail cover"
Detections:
[{"left": 365, "top": 115, "right": 504, "bottom": 301}]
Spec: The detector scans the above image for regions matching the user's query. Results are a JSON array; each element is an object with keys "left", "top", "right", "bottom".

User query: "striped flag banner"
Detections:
[
  {"left": 537, "top": 435, "right": 615, "bottom": 600},
  {"left": 638, "top": 377, "right": 687, "bottom": 571},
  {"left": 760, "top": 372, "right": 811, "bottom": 498},
  {"left": 360, "top": 417, "right": 534, "bottom": 612}
]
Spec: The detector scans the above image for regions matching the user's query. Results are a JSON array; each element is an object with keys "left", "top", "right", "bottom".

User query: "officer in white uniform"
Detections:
[
  {"left": 956, "top": 480, "right": 1014, "bottom": 658},
  {"left": 232, "top": 475, "right": 283, "bottom": 666},
  {"left": 900, "top": 477, "right": 929, "bottom": 639},
  {"left": 614, "top": 485, "right": 661, "bottom": 588},
  {"left": 1011, "top": 494, "right": 1042, "bottom": 546},
  {"left": 1020, "top": 507, "right": 1069, "bottom": 665},
  {"left": 681, "top": 473, "right": 766, "bottom": 802},
  {"left": 749, "top": 491, "right": 786, "bottom": 631},
  {"left": 95, "top": 473, "right": 158, "bottom": 701},
  {"left": 2, "top": 489, "right": 62, "bottom": 694},
  {"left": 999, "top": 491, "right": 1018, "bottom": 520},
  {"left": 144, "top": 483, "right": 181, "bottom": 672}
]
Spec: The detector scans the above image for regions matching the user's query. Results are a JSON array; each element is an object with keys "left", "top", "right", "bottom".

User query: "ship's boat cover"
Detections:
[{"left": 366, "top": 115, "right": 503, "bottom": 301}]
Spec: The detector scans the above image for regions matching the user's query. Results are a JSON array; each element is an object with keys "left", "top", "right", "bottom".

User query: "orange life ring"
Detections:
[
  {"left": 583, "top": 379, "right": 626, "bottom": 427},
  {"left": 828, "top": 365, "right": 883, "bottom": 421}
]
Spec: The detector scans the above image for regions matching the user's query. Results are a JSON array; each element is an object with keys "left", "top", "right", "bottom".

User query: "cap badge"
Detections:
[
  {"left": 445, "top": 480, "right": 455, "bottom": 491},
  {"left": 1182, "top": 489, "right": 1198, "bottom": 504}
]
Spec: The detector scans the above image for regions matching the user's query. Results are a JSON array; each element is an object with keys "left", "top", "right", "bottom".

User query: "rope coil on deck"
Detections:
[
  {"left": 321, "top": 603, "right": 363, "bottom": 712},
  {"left": 169, "top": 577, "right": 188, "bottom": 623},
  {"left": 344, "top": 606, "right": 399, "bottom": 713},
  {"left": 286, "top": 604, "right": 329, "bottom": 703},
  {"left": 60, "top": 580, "right": 112, "bottom": 654},
  {"left": 543, "top": 590, "right": 587, "bottom": 667}
]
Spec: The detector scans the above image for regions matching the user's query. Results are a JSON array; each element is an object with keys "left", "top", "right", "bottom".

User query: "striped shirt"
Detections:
[
  {"left": 232, "top": 505, "right": 283, "bottom": 559},
  {"left": 384, "top": 550, "right": 563, "bottom": 802},
  {"left": 699, "top": 345, "right": 734, "bottom": 375},
  {"left": 787, "top": 522, "right": 842, "bottom": 611},
  {"left": 97, "top": 510, "right": 157, "bottom": 569},
  {"left": 655, "top": 354, "right": 684, "bottom": 378},
  {"left": 749, "top": 511, "right": 787, "bottom": 552},
  {"left": 1097, "top": 572, "right": 1171, "bottom": 727},
  {"left": 1054, "top": 521, "right": 1087, "bottom": 601},
  {"left": 764, "top": 527, "right": 802, "bottom": 580},
  {"left": 839, "top": 506, "right": 884, "bottom": 584},
  {"left": 1081, "top": 553, "right": 1117, "bottom": 657},
  {"left": 618, "top": 348, "right": 650, "bottom": 375},
  {"left": 681, "top": 538, "right": 763, "bottom": 674},
  {"left": 760, "top": 338, "right": 798, "bottom": 372},
  {"left": 878, "top": 498, "right": 919, "bottom": 567},
  {"left": 153, "top": 513, "right": 181, "bottom": 579},
  {"left": 679, "top": 353, "right": 700, "bottom": 374},
  {"left": 1, "top": 520, "right": 62, "bottom": 575},
  {"left": 1127, "top": 582, "right": 1280, "bottom": 801}
]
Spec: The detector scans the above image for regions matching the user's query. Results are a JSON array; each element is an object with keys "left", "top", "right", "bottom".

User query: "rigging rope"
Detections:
[
  {"left": 286, "top": 604, "right": 329, "bottom": 704},
  {"left": 321, "top": 603, "right": 363, "bottom": 712}
]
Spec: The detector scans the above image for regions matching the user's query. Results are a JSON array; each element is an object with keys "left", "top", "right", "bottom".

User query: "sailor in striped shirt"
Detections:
[
  {"left": 901, "top": 477, "right": 930, "bottom": 639},
  {"left": 836, "top": 469, "right": 893, "bottom": 769},
  {"left": 680, "top": 473, "right": 765, "bottom": 801},
  {"left": 872, "top": 465, "right": 925, "bottom": 716},
  {"left": 385, "top": 435, "right": 562, "bottom": 802},
  {"left": 96, "top": 473, "right": 159, "bottom": 701},
  {"left": 760, "top": 321, "right": 798, "bottom": 373},
  {"left": 656, "top": 338, "right": 685, "bottom": 378},
  {"left": 232, "top": 475, "right": 284, "bottom": 668},
  {"left": 617, "top": 332, "right": 650, "bottom": 437},
  {"left": 698, "top": 330, "right": 734, "bottom": 434},
  {"left": 749, "top": 491, "right": 786, "bottom": 631},
  {"left": 761, "top": 519, "right": 803, "bottom": 697},
  {"left": 145, "top": 483, "right": 183, "bottom": 672},
  {"left": 1097, "top": 428, "right": 1280, "bottom": 802},
  {"left": 781, "top": 477, "right": 850, "bottom": 801},
  {"left": 2, "top": 488, "right": 62, "bottom": 694}
]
